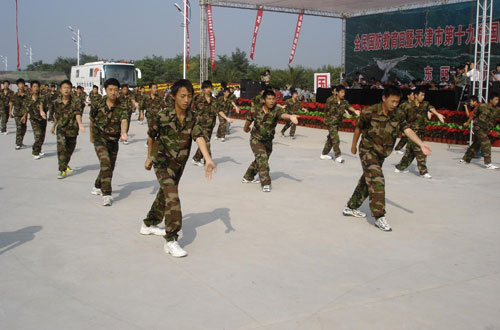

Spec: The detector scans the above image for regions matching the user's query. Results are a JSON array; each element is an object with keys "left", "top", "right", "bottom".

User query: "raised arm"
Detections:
[{"left": 403, "top": 127, "right": 431, "bottom": 155}]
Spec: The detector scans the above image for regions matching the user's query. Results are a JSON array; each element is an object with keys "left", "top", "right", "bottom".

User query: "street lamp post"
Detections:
[
  {"left": 174, "top": 0, "right": 190, "bottom": 79},
  {"left": 24, "top": 45, "right": 33, "bottom": 65},
  {"left": 68, "top": 26, "right": 81, "bottom": 66},
  {"left": 0, "top": 55, "right": 7, "bottom": 71}
]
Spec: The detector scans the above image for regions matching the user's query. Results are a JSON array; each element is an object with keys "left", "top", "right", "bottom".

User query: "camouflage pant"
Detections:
[
  {"left": 144, "top": 167, "right": 183, "bottom": 242},
  {"left": 395, "top": 133, "right": 428, "bottom": 175},
  {"left": 0, "top": 107, "right": 9, "bottom": 132},
  {"left": 14, "top": 116, "right": 27, "bottom": 147},
  {"left": 347, "top": 150, "right": 386, "bottom": 218},
  {"left": 395, "top": 136, "right": 407, "bottom": 151},
  {"left": 244, "top": 137, "right": 273, "bottom": 186},
  {"left": 281, "top": 122, "right": 297, "bottom": 137},
  {"left": 93, "top": 133, "right": 119, "bottom": 196},
  {"left": 48, "top": 107, "right": 54, "bottom": 122},
  {"left": 193, "top": 127, "right": 214, "bottom": 162},
  {"left": 322, "top": 125, "right": 341, "bottom": 158},
  {"left": 56, "top": 131, "right": 77, "bottom": 172},
  {"left": 126, "top": 113, "right": 133, "bottom": 133},
  {"left": 30, "top": 119, "right": 47, "bottom": 155},
  {"left": 216, "top": 116, "right": 227, "bottom": 139},
  {"left": 463, "top": 129, "right": 492, "bottom": 164}
]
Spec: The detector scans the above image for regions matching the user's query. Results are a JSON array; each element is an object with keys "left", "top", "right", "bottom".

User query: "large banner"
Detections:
[{"left": 345, "top": 1, "right": 500, "bottom": 83}]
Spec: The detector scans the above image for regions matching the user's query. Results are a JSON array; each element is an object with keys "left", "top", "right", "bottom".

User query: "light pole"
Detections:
[
  {"left": 24, "top": 45, "right": 33, "bottom": 65},
  {"left": 0, "top": 55, "right": 7, "bottom": 71},
  {"left": 68, "top": 26, "right": 81, "bottom": 66},
  {"left": 174, "top": 0, "right": 190, "bottom": 79}
]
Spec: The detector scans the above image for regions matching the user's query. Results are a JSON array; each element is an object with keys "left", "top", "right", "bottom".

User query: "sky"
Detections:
[{"left": 0, "top": 0, "right": 342, "bottom": 71}]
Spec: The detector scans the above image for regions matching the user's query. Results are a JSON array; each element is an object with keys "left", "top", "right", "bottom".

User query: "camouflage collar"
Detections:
[
  {"left": 56, "top": 95, "right": 73, "bottom": 104},
  {"left": 165, "top": 106, "right": 194, "bottom": 127}
]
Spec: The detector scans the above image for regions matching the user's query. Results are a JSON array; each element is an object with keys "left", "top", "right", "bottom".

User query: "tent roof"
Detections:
[{"left": 210, "top": 0, "right": 472, "bottom": 18}]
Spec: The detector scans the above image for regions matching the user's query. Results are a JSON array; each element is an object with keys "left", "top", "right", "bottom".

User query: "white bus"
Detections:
[{"left": 70, "top": 61, "right": 142, "bottom": 95}]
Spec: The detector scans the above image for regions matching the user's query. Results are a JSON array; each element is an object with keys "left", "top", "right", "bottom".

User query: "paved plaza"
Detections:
[{"left": 1, "top": 112, "right": 499, "bottom": 330}]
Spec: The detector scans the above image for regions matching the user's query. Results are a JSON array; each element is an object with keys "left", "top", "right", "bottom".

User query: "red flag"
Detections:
[
  {"left": 206, "top": 5, "right": 216, "bottom": 70},
  {"left": 250, "top": 6, "right": 264, "bottom": 60},
  {"left": 289, "top": 13, "right": 304, "bottom": 64},
  {"left": 186, "top": 1, "right": 190, "bottom": 70},
  {"left": 15, "top": 0, "right": 20, "bottom": 69}
]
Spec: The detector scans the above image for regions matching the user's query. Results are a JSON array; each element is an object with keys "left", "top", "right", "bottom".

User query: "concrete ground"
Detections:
[{"left": 1, "top": 111, "right": 500, "bottom": 330}]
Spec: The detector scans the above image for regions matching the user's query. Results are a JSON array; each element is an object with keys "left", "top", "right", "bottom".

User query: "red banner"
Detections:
[
  {"left": 250, "top": 6, "right": 264, "bottom": 60},
  {"left": 206, "top": 5, "right": 216, "bottom": 70},
  {"left": 15, "top": 0, "right": 20, "bottom": 68},
  {"left": 289, "top": 13, "right": 304, "bottom": 64},
  {"left": 186, "top": 1, "right": 190, "bottom": 70}
]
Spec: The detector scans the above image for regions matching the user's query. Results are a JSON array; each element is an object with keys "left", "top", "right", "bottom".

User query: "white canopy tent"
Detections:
[{"left": 200, "top": 0, "right": 492, "bottom": 103}]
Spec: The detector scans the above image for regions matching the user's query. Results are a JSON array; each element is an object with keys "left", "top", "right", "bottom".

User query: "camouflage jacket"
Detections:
[
  {"left": 406, "top": 101, "right": 432, "bottom": 132},
  {"left": 285, "top": 98, "right": 303, "bottom": 115},
  {"left": 75, "top": 92, "right": 87, "bottom": 110},
  {"left": 246, "top": 105, "right": 286, "bottom": 141},
  {"left": 193, "top": 93, "right": 218, "bottom": 130},
  {"left": 133, "top": 91, "right": 144, "bottom": 108},
  {"left": 88, "top": 92, "right": 102, "bottom": 108},
  {"left": 54, "top": 96, "right": 82, "bottom": 137},
  {"left": 216, "top": 95, "right": 232, "bottom": 117},
  {"left": 118, "top": 93, "right": 135, "bottom": 115},
  {"left": 26, "top": 94, "right": 45, "bottom": 121},
  {"left": 43, "top": 91, "right": 59, "bottom": 111},
  {"left": 11, "top": 91, "right": 31, "bottom": 117},
  {"left": 357, "top": 103, "right": 410, "bottom": 158},
  {"left": 141, "top": 93, "right": 166, "bottom": 118},
  {"left": 0, "top": 88, "right": 14, "bottom": 109},
  {"left": 472, "top": 104, "right": 500, "bottom": 132},
  {"left": 90, "top": 97, "right": 128, "bottom": 141},
  {"left": 148, "top": 106, "right": 203, "bottom": 171},
  {"left": 251, "top": 95, "right": 262, "bottom": 110},
  {"left": 324, "top": 95, "right": 350, "bottom": 126}
]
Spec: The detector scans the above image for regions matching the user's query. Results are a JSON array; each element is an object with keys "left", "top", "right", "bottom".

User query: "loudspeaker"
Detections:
[
  {"left": 240, "top": 80, "right": 263, "bottom": 99},
  {"left": 316, "top": 87, "right": 332, "bottom": 104}
]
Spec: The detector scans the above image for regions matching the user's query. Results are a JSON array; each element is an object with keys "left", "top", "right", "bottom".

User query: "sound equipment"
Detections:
[
  {"left": 316, "top": 87, "right": 332, "bottom": 103},
  {"left": 240, "top": 80, "right": 263, "bottom": 99}
]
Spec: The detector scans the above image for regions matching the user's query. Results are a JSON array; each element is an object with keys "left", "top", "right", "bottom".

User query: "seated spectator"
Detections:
[{"left": 429, "top": 81, "right": 438, "bottom": 90}]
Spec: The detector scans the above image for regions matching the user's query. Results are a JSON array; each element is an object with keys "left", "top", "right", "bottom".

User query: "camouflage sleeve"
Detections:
[
  {"left": 396, "top": 109, "right": 411, "bottom": 132},
  {"left": 120, "top": 108, "right": 128, "bottom": 122},
  {"left": 471, "top": 105, "right": 482, "bottom": 121},
  {"left": 147, "top": 114, "right": 159, "bottom": 140},
  {"left": 356, "top": 109, "right": 370, "bottom": 130},
  {"left": 89, "top": 107, "right": 97, "bottom": 121},
  {"left": 246, "top": 108, "right": 256, "bottom": 122},
  {"left": 191, "top": 122, "right": 204, "bottom": 141}
]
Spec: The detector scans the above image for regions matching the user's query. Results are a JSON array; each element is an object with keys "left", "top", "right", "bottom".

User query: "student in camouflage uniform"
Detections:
[
  {"left": 75, "top": 86, "right": 88, "bottom": 113},
  {"left": 320, "top": 85, "right": 360, "bottom": 163},
  {"left": 242, "top": 90, "right": 299, "bottom": 192},
  {"left": 50, "top": 80, "right": 85, "bottom": 179},
  {"left": 9, "top": 79, "right": 30, "bottom": 149},
  {"left": 142, "top": 79, "right": 216, "bottom": 258},
  {"left": 215, "top": 88, "right": 236, "bottom": 141},
  {"left": 461, "top": 92, "right": 500, "bottom": 169},
  {"left": 343, "top": 86, "right": 431, "bottom": 232},
  {"left": 280, "top": 89, "right": 308, "bottom": 139},
  {"left": 25, "top": 81, "right": 47, "bottom": 159},
  {"left": 0, "top": 80, "right": 14, "bottom": 134},
  {"left": 89, "top": 79, "right": 129, "bottom": 206},
  {"left": 192, "top": 80, "right": 218, "bottom": 166},
  {"left": 135, "top": 86, "right": 146, "bottom": 124},
  {"left": 394, "top": 90, "right": 416, "bottom": 154},
  {"left": 118, "top": 84, "right": 138, "bottom": 144},
  {"left": 141, "top": 83, "right": 166, "bottom": 129},
  {"left": 395, "top": 88, "right": 445, "bottom": 178},
  {"left": 88, "top": 85, "right": 102, "bottom": 114},
  {"left": 251, "top": 88, "right": 265, "bottom": 111},
  {"left": 453, "top": 64, "right": 470, "bottom": 109}
]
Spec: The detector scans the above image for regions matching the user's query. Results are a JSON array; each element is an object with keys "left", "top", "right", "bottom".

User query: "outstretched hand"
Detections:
[
  {"left": 144, "top": 157, "right": 153, "bottom": 171},
  {"left": 290, "top": 115, "right": 299, "bottom": 125},
  {"left": 204, "top": 160, "right": 217, "bottom": 180},
  {"left": 437, "top": 113, "right": 446, "bottom": 123},
  {"left": 421, "top": 143, "right": 432, "bottom": 156}
]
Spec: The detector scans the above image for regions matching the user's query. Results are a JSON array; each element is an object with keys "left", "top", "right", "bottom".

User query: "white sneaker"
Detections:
[
  {"left": 2, "top": 131, "right": 7, "bottom": 135},
  {"left": 320, "top": 154, "right": 332, "bottom": 160},
  {"left": 394, "top": 167, "right": 409, "bottom": 173},
  {"left": 375, "top": 217, "right": 392, "bottom": 231},
  {"left": 342, "top": 207, "right": 367, "bottom": 218},
  {"left": 145, "top": 143, "right": 148, "bottom": 148},
  {"left": 220, "top": 138, "right": 225, "bottom": 142},
  {"left": 291, "top": 136, "right": 296, "bottom": 140},
  {"left": 485, "top": 163, "right": 499, "bottom": 170},
  {"left": 395, "top": 150, "right": 405, "bottom": 155},
  {"left": 102, "top": 195, "right": 113, "bottom": 206},
  {"left": 242, "top": 177, "right": 260, "bottom": 184},
  {"left": 123, "top": 140, "right": 129, "bottom": 145},
  {"left": 335, "top": 156, "right": 345, "bottom": 164},
  {"left": 164, "top": 240, "right": 187, "bottom": 257},
  {"left": 262, "top": 185, "right": 272, "bottom": 192},
  {"left": 91, "top": 187, "right": 102, "bottom": 195},
  {"left": 140, "top": 223, "right": 166, "bottom": 236},
  {"left": 459, "top": 159, "right": 469, "bottom": 164},
  {"left": 421, "top": 173, "right": 433, "bottom": 179},
  {"left": 15, "top": 145, "right": 21, "bottom": 150},
  {"left": 138, "top": 121, "right": 144, "bottom": 125},
  {"left": 39, "top": 152, "right": 45, "bottom": 157},
  {"left": 33, "top": 155, "right": 41, "bottom": 160},
  {"left": 191, "top": 160, "right": 204, "bottom": 167}
]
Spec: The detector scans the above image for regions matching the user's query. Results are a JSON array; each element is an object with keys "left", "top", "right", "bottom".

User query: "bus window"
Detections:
[
  {"left": 76, "top": 70, "right": 80, "bottom": 78},
  {"left": 89, "top": 68, "right": 93, "bottom": 77}
]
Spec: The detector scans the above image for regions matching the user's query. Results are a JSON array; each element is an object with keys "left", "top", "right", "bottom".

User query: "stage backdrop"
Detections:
[{"left": 345, "top": 1, "right": 500, "bottom": 83}]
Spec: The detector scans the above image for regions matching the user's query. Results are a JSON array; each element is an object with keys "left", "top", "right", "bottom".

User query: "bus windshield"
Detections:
[{"left": 103, "top": 65, "right": 136, "bottom": 87}]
